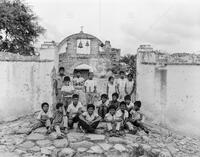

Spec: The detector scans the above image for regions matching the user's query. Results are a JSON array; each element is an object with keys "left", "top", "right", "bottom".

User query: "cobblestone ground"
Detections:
[{"left": 0, "top": 115, "right": 200, "bottom": 157}]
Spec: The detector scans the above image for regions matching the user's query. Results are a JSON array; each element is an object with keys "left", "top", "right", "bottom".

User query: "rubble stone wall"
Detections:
[{"left": 136, "top": 45, "right": 200, "bottom": 137}]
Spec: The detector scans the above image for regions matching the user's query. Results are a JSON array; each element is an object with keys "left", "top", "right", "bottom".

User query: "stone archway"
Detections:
[{"left": 74, "top": 64, "right": 93, "bottom": 79}]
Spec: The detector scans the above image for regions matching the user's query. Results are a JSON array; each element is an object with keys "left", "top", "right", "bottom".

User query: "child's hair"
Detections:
[
  {"left": 108, "top": 105, "right": 116, "bottom": 111},
  {"left": 112, "top": 92, "right": 119, "bottom": 99},
  {"left": 59, "top": 67, "right": 65, "bottom": 71},
  {"left": 120, "top": 101, "right": 126, "bottom": 107},
  {"left": 64, "top": 76, "right": 70, "bottom": 82},
  {"left": 127, "top": 73, "right": 133, "bottom": 78},
  {"left": 119, "top": 71, "right": 125, "bottom": 75},
  {"left": 87, "top": 104, "right": 95, "bottom": 110},
  {"left": 124, "top": 95, "right": 131, "bottom": 101},
  {"left": 108, "top": 76, "right": 114, "bottom": 81},
  {"left": 134, "top": 101, "right": 141, "bottom": 108},
  {"left": 41, "top": 102, "right": 49, "bottom": 109},
  {"left": 56, "top": 103, "right": 63, "bottom": 109},
  {"left": 101, "top": 94, "right": 108, "bottom": 99},
  {"left": 72, "top": 94, "right": 79, "bottom": 99}
]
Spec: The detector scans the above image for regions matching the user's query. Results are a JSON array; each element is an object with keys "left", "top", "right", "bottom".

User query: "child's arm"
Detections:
[
  {"left": 36, "top": 111, "right": 42, "bottom": 120},
  {"left": 130, "top": 81, "right": 135, "bottom": 95},
  {"left": 125, "top": 83, "right": 128, "bottom": 95},
  {"left": 92, "top": 115, "right": 102, "bottom": 123},
  {"left": 79, "top": 114, "right": 88, "bottom": 124},
  {"left": 106, "top": 84, "right": 109, "bottom": 95}
]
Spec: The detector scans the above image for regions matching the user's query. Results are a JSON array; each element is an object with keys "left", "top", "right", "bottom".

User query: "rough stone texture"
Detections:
[
  {"left": 54, "top": 139, "right": 68, "bottom": 148},
  {"left": 26, "top": 133, "right": 45, "bottom": 140},
  {"left": 36, "top": 139, "right": 52, "bottom": 147}
]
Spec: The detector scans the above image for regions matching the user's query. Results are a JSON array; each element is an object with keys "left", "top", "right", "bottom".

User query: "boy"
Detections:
[
  {"left": 84, "top": 72, "right": 97, "bottom": 104},
  {"left": 67, "top": 94, "right": 85, "bottom": 129},
  {"left": 52, "top": 103, "right": 68, "bottom": 138},
  {"left": 128, "top": 101, "right": 149, "bottom": 134},
  {"left": 61, "top": 76, "right": 75, "bottom": 110},
  {"left": 124, "top": 95, "right": 134, "bottom": 112},
  {"left": 96, "top": 94, "right": 109, "bottom": 120},
  {"left": 79, "top": 104, "right": 101, "bottom": 133},
  {"left": 116, "top": 71, "right": 127, "bottom": 101},
  {"left": 105, "top": 105, "right": 121, "bottom": 136},
  {"left": 125, "top": 73, "right": 135, "bottom": 101},
  {"left": 109, "top": 93, "right": 120, "bottom": 110},
  {"left": 28, "top": 102, "right": 52, "bottom": 135},
  {"left": 54, "top": 67, "right": 66, "bottom": 102}
]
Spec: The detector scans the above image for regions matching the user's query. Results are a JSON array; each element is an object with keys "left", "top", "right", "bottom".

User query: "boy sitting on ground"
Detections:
[
  {"left": 109, "top": 92, "right": 120, "bottom": 110},
  {"left": 67, "top": 94, "right": 85, "bottom": 130},
  {"left": 105, "top": 105, "right": 121, "bottom": 136},
  {"left": 115, "top": 101, "right": 129, "bottom": 135},
  {"left": 124, "top": 95, "right": 134, "bottom": 112},
  {"left": 52, "top": 103, "right": 68, "bottom": 139},
  {"left": 96, "top": 94, "right": 109, "bottom": 121},
  {"left": 79, "top": 104, "right": 101, "bottom": 133},
  {"left": 128, "top": 101, "right": 149, "bottom": 134},
  {"left": 28, "top": 102, "right": 52, "bottom": 135}
]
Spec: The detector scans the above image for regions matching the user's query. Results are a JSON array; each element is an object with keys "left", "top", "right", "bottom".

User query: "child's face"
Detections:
[
  {"left": 128, "top": 75, "right": 133, "bottom": 81},
  {"left": 112, "top": 95, "right": 117, "bottom": 101},
  {"left": 59, "top": 69, "right": 64, "bottom": 75},
  {"left": 88, "top": 73, "right": 93, "bottom": 79},
  {"left": 120, "top": 104, "right": 126, "bottom": 111},
  {"left": 120, "top": 73, "right": 125, "bottom": 79},
  {"left": 58, "top": 106, "right": 63, "bottom": 113},
  {"left": 125, "top": 99, "right": 131, "bottom": 104},
  {"left": 88, "top": 107, "right": 94, "bottom": 115},
  {"left": 64, "top": 81, "right": 70, "bottom": 85},
  {"left": 42, "top": 105, "right": 49, "bottom": 113},
  {"left": 102, "top": 97, "right": 107, "bottom": 103},
  {"left": 73, "top": 98, "right": 79, "bottom": 105},
  {"left": 110, "top": 78, "right": 114, "bottom": 84},
  {"left": 109, "top": 108, "right": 116, "bottom": 115},
  {"left": 134, "top": 105, "right": 140, "bottom": 111},
  {"left": 77, "top": 72, "right": 81, "bottom": 78}
]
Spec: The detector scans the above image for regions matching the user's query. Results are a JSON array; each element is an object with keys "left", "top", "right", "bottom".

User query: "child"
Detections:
[
  {"left": 52, "top": 103, "right": 68, "bottom": 138},
  {"left": 125, "top": 73, "right": 135, "bottom": 101},
  {"left": 105, "top": 105, "right": 121, "bottom": 136},
  {"left": 28, "top": 102, "right": 52, "bottom": 135},
  {"left": 84, "top": 72, "right": 97, "bottom": 104},
  {"left": 67, "top": 94, "right": 85, "bottom": 129},
  {"left": 109, "top": 93, "right": 120, "bottom": 110},
  {"left": 124, "top": 95, "right": 134, "bottom": 112},
  {"left": 107, "top": 76, "right": 116, "bottom": 101},
  {"left": 61, "top": 76, "right": 75, "bottom": 110},
  {"left": 116, "top": 71, "right": 127, "bottom": 101},
  {"left": 129, "top": 101, "right": 149, "bottom": 134},
  {"left": 79, "top": 104, "right": 101, "bottom": 133},
  {"left": 54, "top": 67, "right": 66, "bottom": 102},
  {"left": 115, "top": 101, "right": 129, "bottom": 134},
  {"left": 96, "top": 94, "right": 109, "bottom": 120}
]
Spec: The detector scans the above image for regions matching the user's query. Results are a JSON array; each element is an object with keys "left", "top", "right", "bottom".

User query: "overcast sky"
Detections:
[{"left": 28, "top": 0, "right": 200, "bottom": 55}]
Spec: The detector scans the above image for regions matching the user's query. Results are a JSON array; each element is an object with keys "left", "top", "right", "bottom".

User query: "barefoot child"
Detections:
[
  {"left": 79, "top": 104, "right": 101, "bottom": 133},
  {"left": 28, "top": 102, "right": 52, "bottom": 134},
  {"left": 52, "top": 103, "right": 68, "bottom": 138}
]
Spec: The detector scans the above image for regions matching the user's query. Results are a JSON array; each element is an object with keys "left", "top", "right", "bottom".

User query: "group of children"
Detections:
[{"left": 28, "top": 67, "right": 149, "bottom": 138}]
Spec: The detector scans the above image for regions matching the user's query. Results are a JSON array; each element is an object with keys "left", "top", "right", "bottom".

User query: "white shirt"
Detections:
[
  {"left": 61, "top": 85, "right": 74, "bottom": 97},
  {"left": 117, "top": 78, "right": 127, "bottom": 93},
  {"left": 84, "top": 79, "right": 97, "bottom": 92},
  {"left": 127, "top": 102, "right": 134, "bottom": 110},
  {"left": 125, "top": 80, "right": 134, "bottom": 94},
  {"left": 37, "top": 110, "right": 52, "bottom": 120},
  {"left": 116, "top": 109, "right": 129, "bottom": 120},
  {"left": 82, "top": 111, "right": 99, "bottom": 122},
  {"left": 96, "top": 100, "right": 109, "bottom": 108},
  {"left": 130, "top": 110, "right": 143, "bottom": 121},
  {"left": 67, "top": 102, "right": 84, "bottom": 116},
  {"left": 105, "top": 112, "right": 119, "bottom": 121}
]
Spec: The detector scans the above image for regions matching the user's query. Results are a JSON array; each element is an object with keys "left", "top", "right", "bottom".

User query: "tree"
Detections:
[
  {"left": 120, "top": 54, "right": 137, "bottom": 76},
  {"left": 0, "top": 0, "right": 45, "bottom": 55}
]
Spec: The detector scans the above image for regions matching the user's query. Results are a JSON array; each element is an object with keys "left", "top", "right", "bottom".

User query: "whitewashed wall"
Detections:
[
  {"left": 137, "top": 51, "right": 200, "bottom": 137},
  {"left": 0, "top": 61, "right": 54, "bottom": 122}
]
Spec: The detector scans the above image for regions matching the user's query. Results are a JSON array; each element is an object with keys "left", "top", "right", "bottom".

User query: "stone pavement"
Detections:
[{"left": 0, "top": 115, "right": 200, "bottom": 157}]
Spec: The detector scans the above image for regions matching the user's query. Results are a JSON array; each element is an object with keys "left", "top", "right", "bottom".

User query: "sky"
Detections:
[{"left": 28, "top": 0, "right": 200, "bottom": 55}]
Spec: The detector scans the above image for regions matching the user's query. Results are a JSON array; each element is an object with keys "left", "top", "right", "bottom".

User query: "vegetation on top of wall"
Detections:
[{"left": 0, "top": 0, "right": 45, "bottom": 56}]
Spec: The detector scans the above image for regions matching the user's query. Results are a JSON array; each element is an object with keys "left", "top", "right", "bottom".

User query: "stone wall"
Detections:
[
  {"left": 0, "top": 52, "right": 55, "bottom": 122},
  {"left": 136, "top": 45, "right": 200, "bottom": 137}
]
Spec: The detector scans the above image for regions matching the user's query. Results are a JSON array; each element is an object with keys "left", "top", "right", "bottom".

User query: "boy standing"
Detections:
[
  {"left": 105, "top": 105, "right": 121, "bottom": 136},
  {"left": 52, "top": 103, "right": 68, "bottom": 138},
  {"left": 109, "top": 93, "right": 120, "bottom": 110},
  {"left": 67, "top": 94, "right": 85, "bottom": 129},
  {"left": 96, "top": 94, "right": 109, "bottom": 120},
  {"left": 125, "top": 73, "right": 135, "bottom": 102},
  {"left": 129, "top": 101, "right": 149, "bottom": 134},
  {"left": 84, "top": 72, "right": 97, "bottom": 104},
  {"left": 116, "top": 71, "right": 127, "bottom": 101},
  {"left": 28, "top": 102, "right": 52, "bottom": 135},
  {"left": 79, "top": 104, "right": 101, "bottom": 133}
]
